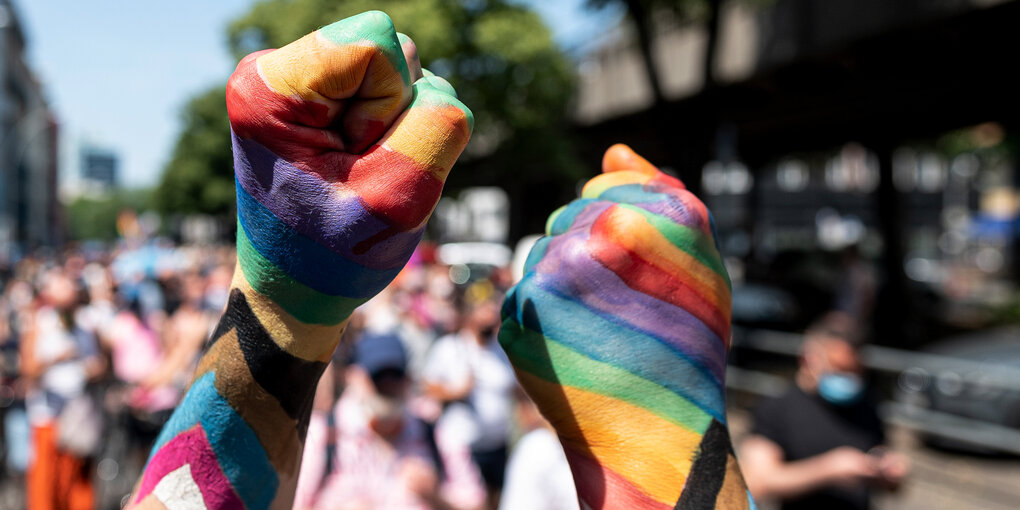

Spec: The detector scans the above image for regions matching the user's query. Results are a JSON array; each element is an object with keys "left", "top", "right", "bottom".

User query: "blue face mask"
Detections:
[{"left": 818, "top": 372, "right": 864, "bottom": 406}]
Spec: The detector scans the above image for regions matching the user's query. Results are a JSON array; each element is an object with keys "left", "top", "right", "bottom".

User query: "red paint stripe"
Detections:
[
  {"left": 589, "top": 208, "right": 730, "bottom": 342},
  {"left": 564, "top": 447, "right": 675, "bottom": 510},
  {"left": 227, "top": 51, "right": 446, "bottom": 230},
  {"left": 227, "top": 51, "right": 343, "bottom": 155},
  {"left": 342, "top": 145, "right": 444, "bottom": 229},
  {"left": 136, "top": 426, "right": 244, "bottom": 509}
]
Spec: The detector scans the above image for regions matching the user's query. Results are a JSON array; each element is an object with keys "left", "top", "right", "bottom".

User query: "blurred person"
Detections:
[
  {"left": 297, "top": 333, "right": 443, "bottom": 510},
  {"left": 498, "top": 388, "right": 578, "bottom": 510},
  {"left": 740, "top": 315, "right": 908, "bottom": 510},
  {"left": 140, "top": 271, "right": 212, "bottom": 392},
  {"left": 21, "top": 269, "right": 104, "bottom": 510},
  {"left": 203, "top": 263, "right": 234, "bottom": 313},
  {"left": 293, "top": 361, "right": 338, "bottom": 510},
  {"left": 103, "top": 294, "right": 179, "bottom": 464},
  {"left": 120, "top": 12, "right": 764, "bottom": 510},
  {"left": 1, "top": 279, "right": 36, "bottom": 482},
  {"left": 424, "top": 298, "right": 514, "bottom": 510}
]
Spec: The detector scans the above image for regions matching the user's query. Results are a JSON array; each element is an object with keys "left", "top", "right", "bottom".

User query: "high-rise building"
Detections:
[
  {"left": 0, "top": 0, "right": 61, "bottom": 255},
  {"left": 81, "top": 145, "right": 118, "bottom": 191}
]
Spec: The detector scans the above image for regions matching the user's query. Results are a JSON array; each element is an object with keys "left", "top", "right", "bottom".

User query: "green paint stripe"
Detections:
[
  {"left": 499, "top": 319, "right": 713, "bottom": 435},
  {"left": 236, "top": 221, "right": 363, "bottom": 325},
  {"left": 318, "top": 11, "right": 410, "bottom": 87},
  {"left": 618, "top": 203, "right": 731, "bottom": 289},
  {"left": 545, "top": 204, "right": 568, "bottom": 235}
]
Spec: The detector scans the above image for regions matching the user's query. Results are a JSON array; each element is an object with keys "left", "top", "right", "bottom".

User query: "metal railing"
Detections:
[{"left": 726, "top": 328, "right": 1020, "bottom": 456}]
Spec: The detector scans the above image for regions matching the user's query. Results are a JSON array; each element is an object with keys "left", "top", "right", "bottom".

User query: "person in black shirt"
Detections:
[{"left": 740, "top": 316, "right": 909, "bottom": 510}]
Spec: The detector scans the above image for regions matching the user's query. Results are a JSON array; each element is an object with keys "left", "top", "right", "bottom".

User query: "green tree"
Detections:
[
  {"left": 155, "top": 87, "right": 235, "bottom": 216},
  {"left": 158, "top": 0, "right": 582, "bottom": 238},
  {"left": 66, "top": 189, "right": 152, "bottom": 241},
  {"left": 586, "top": 0, "right": 721, "bottom": 107}
]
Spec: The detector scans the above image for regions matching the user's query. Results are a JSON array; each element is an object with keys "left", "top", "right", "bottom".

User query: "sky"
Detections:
[{"left": 15, "top": 0, "right": 619, "bottom": 190}]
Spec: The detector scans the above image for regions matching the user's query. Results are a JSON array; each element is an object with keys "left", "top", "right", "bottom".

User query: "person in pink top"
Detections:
[{"left": 296, "top": 333, "right": 442, "bottom": 510}]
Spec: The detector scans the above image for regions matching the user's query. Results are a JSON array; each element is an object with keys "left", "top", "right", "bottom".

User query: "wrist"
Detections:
[{"left": 228, "top": 264, "right": 348, "bottom": 363}]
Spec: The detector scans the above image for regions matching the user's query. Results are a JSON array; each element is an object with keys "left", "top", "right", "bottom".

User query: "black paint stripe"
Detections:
[
  {"left": 209, "top": 288, "right": 327, "bottom": 435},
  {"left": 675, "top": 419, "right": 732, "bottom": 510}
]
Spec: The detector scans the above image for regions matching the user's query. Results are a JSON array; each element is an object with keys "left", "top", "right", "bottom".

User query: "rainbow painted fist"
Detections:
[
  {"left": 228, "top": 11, "right": 473, "bottom": 332},
  {"left": 499, "top": 145, "right": 755, "bottom": 509},
  {"left": 133, "top": 12, "right": 471, "bottom": 510}
]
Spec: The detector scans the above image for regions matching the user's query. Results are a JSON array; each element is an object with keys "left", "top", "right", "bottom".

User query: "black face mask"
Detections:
[{"left": 480, "top": 326, "right": 498, "bottom": 340}]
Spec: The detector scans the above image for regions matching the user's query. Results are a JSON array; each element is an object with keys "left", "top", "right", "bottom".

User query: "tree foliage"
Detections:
[
  {"left": 155, "top": 87, "right": 235, "bottom": 216},
  {"left": 158, "top": 0, "right": 582, "bottom": 236},
  {"left": 67, "top": 189, "right": 152, "bottom": 241}
]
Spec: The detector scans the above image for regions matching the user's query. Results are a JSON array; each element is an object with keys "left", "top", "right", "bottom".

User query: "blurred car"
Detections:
[{"left": 895, "top": 325, "right": 1020, "bottom": 455}]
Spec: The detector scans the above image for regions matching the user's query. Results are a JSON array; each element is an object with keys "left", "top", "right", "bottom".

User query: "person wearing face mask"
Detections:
[
  {"left": 740, "top": 313, "right": 909, "bottom": 510},
  {"left": 305, "top": 332, "right": 443, "bottom": 510},
  {"left": 424, "top": 298, "right": 515, "bottom": 510}
]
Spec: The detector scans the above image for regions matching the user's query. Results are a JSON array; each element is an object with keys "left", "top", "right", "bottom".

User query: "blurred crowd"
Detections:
[
  {"left": 1, "top": 241, "right": 234, "bottom": 509},
  {"left": 0, "top": 240, "right": 577, "bottom": 510}
]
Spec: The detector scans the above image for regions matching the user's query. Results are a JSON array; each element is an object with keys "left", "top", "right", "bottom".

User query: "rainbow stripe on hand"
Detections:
[
  {"left": 499, "top": 145, "right": 755, "bottom": 509},
  {"left": 133, "top": 12, "right": 471, "bottom": 509}
]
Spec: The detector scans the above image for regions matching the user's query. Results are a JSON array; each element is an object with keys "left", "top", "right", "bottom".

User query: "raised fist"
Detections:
[
  {"left": 133, "top": 12, "right": 471, "bottom": 510},
  {"left": 499, "top": 145, "right": 754, "bottom": 509},
  {"left": 227, "top": 10, "right": 472, "bottom": 328}
]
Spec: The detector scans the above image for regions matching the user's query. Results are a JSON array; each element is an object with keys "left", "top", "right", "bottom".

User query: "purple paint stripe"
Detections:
[
  {"left": 232, "top": 132, "right": 424, "bottom": 270},
  {"left": 136, "top": 426, "right": 245, "bottom": 510},
  {"left": 534, "top": 224, "right": 726, "bottom": 380}
]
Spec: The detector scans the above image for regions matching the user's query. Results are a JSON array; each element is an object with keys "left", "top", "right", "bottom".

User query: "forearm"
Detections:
[
  {"left": 746, "top": 455, "right": 838, "bottom": 501},
  {"left": 130, "top": 267, "right": 346, "bottom": 509}
]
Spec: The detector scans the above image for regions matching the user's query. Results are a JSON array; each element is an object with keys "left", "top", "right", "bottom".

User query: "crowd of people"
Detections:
[
  {"left": 0, "top": 238, "right": 577, "bottom": 510},
  {"left": 0, "top": 233, "right": 909, "bottom": 510},
  {"left": 1, "top": 240, "right": 233, "bottom": 509}
]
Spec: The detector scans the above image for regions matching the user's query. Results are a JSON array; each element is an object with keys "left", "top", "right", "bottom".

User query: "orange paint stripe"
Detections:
[
  {"left": 598, "top": 205, "right": 731, "bottom": 323},
  {"left": 257, "top": 34, "right": 382, "bottom": 101},
  {"left": 600, "top": 205, "right": 729, "bottom": 307},
  {"left": 517, "top": 370, "right": 701, "bottom": 505}
]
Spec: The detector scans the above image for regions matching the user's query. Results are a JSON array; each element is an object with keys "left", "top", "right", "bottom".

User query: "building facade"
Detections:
[{"left": 0, "top": 0, "right": 61, "bottom": 257}]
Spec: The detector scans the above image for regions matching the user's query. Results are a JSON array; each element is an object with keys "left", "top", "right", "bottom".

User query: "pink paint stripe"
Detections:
[{"left": 136, "top": 426, "right": 245, "bottom": 510}]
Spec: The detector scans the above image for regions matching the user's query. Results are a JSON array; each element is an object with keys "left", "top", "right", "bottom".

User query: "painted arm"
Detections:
[
  {"left": 499, "top": 145, "right": 756, "bottom": 509},
  {"left": 129, "top": 11, "right": 472, "bottom": 510}
]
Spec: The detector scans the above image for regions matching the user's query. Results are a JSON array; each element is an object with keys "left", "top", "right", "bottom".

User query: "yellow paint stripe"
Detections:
[
  {"left": 231, "top": 268, "right": 346, "bottom": 363},
  {"left": 256, "top": 34, "right": 381, "bottom": 101},
  {"left": 381, "top": 104, "right": 472, "bottom": 180},
  {"left": 517, "top": 370, "right": 701, "bottom": 505},
  {"left": 581, "top": 170, "right": 653, "bottom": 198}
]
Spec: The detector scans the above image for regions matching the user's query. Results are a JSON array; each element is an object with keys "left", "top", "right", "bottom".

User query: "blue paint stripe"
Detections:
[
  {"left": 548, "top": 198, "right": 600, "bottom": 235},
  {"left": 236, "top": 182, "right": 400, "bottom": 298},
  {"left": 507, "top": 276, "right": 725, "bottom": 421},
  {"left": 596, "top": 183, "right": 674, "bottom": 205},
  {"left": 522, "top": 236, "right": 552, "bottom": 275},
  {"left": 149, "top": 372, "right": 278, "bottom": 510}
]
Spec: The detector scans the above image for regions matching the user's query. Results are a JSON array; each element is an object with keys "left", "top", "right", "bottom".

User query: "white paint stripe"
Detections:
[{"left": 153, "top": 464, "right": 208, "bottom": 510}]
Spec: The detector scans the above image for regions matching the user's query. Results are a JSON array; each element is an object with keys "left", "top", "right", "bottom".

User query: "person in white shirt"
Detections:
[
  {"left": 424, "top": 298, "right": 515, "bottom": 509},
  {"left": 499, "top": 389, "right": 578, "bottom": 510}
]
